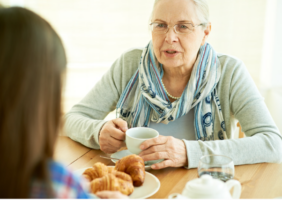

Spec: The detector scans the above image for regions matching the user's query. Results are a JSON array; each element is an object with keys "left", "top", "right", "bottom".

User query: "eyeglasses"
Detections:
[{"left": 149, "top": 22, "right": 206, "bottom": 34}]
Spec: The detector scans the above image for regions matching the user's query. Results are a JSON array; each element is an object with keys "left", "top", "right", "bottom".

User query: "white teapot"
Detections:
[{"left": 168, "top": 175, "right": 241, "bottom": 199}]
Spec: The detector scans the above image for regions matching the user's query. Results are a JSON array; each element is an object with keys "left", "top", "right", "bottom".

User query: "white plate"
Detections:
[
  {"left": 74, "top": 167, "right": 160, "bottom": 199},
  {"left": 111, "top": 150, "right": 162, "bottom": 170}
]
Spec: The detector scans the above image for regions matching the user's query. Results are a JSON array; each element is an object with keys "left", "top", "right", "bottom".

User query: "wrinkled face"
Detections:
[{"left": 151, "top": 0, "right": 209, "bottom": 69}]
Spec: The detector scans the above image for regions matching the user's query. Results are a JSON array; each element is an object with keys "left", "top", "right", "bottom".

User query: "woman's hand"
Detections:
[
  {"left": 138, "top": 135, "right": 188, "bottom": 169},
  {"left": 99, "top": 118, "right": 128, "bottom": 153},
  {"left": 95, "top": 191, "right": 129, "bottom": 199}
]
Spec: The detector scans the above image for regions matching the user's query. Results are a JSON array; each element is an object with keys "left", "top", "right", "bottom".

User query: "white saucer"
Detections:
[
  {"left": 74, "top": 167, "right": 160, "bottom": 199},
  {"left": 111, "top": 150, "right": 162, "bottom": 170}
]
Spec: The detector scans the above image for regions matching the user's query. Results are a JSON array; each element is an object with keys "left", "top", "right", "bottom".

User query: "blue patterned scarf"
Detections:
[{"left": 116, "top": 41, "right": 226, "bottom": 141}]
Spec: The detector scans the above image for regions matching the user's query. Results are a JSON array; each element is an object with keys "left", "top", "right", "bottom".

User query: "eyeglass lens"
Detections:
[{"left": 151, "top": 23, "right": 194, "bottom": 34}]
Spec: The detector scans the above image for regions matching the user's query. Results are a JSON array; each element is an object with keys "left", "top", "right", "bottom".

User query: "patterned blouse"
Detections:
[{"left": 30, "top": 160, "right": 96, "bottom": 198}]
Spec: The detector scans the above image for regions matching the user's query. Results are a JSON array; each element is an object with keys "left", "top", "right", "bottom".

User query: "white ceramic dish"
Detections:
[
  {"left": 111, "top": 150, "right": 162, "bottom": 170},
  {"left": 74, "top": 167, "right": 160, "bottom": 199}
]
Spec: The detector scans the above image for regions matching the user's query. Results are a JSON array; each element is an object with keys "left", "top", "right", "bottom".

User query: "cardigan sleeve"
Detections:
[
  {"left": 64, "top": 49, "right": 141, "bottom": 148},
  {"left": 183, "top": 56, "right": 282, "bottom": 169}
]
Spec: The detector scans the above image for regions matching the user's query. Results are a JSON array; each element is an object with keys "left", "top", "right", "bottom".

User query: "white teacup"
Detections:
[{"left": 126, "top": 127, "right": 159, "bottom": 154}]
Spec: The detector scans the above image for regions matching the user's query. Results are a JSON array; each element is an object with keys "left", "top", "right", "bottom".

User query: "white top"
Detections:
[{"left": 149, "top": 109, "right": 196, "bottom": 140}]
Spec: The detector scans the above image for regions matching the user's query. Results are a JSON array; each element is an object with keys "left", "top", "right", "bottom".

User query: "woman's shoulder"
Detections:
[
  {"left": 48, "top": 160, "right": 72, "bottom": 178},
  {"left": 217, "top": 53, "right": 244, "bottom": 68},
  {"left": 116, "top": 47, "right": 143, "bottom": 70},
  {"left": 109, "top": 47, "right": 144, "bottom": 87},
  {"left": 121, "top": 47, "right": 143, "bottom": 61},
  {"left": 47, "top": 160, "right": 93, "bottom": 198},
  {"left": 217, "top": 53, "right": 247, "bottom": 77}
]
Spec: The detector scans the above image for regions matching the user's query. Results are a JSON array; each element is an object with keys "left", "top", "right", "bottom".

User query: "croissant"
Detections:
[
  {"left": 116, "top": 177, "right": 135, "bottom": 196},
  {"left": 107, "top": 166, "right": 116, "bottom": 174},
  {"left": 82, "top": 162, "right": 108, "bottom": 181},
  {"left": 114, "top": 154, "right": 145, "bottom": 186},
  {"left": 108, "top": 167, "right": 132, "bottom": 183},
  {"left": 83, "top": 162, "right": 134, "bottom": 195},
  {"left": 90, "top": 174, "right": 134, "bottom": 195}
]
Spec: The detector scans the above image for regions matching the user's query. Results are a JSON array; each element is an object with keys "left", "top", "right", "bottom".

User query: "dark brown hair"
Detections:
[{"left": 0, "top": 6, "right": 66, "bottom": 198}]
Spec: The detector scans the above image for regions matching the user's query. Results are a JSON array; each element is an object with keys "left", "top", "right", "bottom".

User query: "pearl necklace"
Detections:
[{"left": 161, "top": 78, "right": 181, "bottom": 100}]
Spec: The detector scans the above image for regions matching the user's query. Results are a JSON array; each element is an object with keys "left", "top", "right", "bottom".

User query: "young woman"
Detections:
[{"left": 0, "top": 6, "right": 126, "bottom": 199}]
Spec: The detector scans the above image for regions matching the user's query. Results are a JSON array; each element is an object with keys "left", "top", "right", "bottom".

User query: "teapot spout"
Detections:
[{"left": 168, "top": 193, "right": 188, "bottom": 199}]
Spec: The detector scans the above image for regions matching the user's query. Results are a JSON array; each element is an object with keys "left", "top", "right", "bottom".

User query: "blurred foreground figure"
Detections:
[{"left": 0, "top": 6, "right": 126, "bottom": 199}]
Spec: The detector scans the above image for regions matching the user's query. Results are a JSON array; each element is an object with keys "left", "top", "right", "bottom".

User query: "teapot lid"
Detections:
[{"left": 185, "top": 175, "right": 226, "bottom": 196}]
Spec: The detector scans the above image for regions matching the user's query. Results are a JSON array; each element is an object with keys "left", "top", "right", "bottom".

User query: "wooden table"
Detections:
[{"left": 54, "top": 136, "right": 282, "bottom": 199}]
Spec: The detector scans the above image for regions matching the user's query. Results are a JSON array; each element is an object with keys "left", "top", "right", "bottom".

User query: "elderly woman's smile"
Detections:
[
  {"left": 163, "top": 49, "right": 180, "bottom": 57},
  {"left": 151, "top": 0, "right": 209, "bottom": 70}
]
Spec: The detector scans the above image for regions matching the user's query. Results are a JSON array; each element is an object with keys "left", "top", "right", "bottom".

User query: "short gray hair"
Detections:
[{"left": 151, "top": 0, "right": 209, "bottom": 26}]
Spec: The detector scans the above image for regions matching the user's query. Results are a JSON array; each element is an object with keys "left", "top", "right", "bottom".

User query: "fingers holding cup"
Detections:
[
  {"left": 125, "top": 127, "right": 159, "bottom": 154},
  {"left": 99, "top": 119, "right": 127, "bottom": 153}
]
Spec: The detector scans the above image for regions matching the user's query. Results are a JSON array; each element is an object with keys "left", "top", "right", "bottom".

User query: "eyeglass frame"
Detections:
[{"left": 149, "top": 22, "right": 206, "bottom": 34}]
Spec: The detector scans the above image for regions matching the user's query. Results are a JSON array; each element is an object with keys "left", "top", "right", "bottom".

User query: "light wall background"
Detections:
[{"left": 1, "top": 0, "right": 281, "bottom": 131}]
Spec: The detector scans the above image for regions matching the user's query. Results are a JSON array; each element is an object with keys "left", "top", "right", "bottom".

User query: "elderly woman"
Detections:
[{"left": 65, "top": 0, "right": 282, "bottom": 169}]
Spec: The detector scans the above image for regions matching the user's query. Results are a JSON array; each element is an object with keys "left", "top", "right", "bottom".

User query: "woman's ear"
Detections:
[{"left": 201, "top": 22, "right": 211, "bottom": 45}]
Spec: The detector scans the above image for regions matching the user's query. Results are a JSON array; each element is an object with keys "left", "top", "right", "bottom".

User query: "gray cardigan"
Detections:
[{"left": 64, "top": 48, "right": 282, "bottom": 168}]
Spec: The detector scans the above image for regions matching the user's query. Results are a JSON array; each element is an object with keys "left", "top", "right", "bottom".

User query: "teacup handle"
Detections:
[
  {"left": 225, "top": 180, "right": 242, "bottom": 199},
  {"left": 168, "top": 193, "right": 188, "bottom": 199}
]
